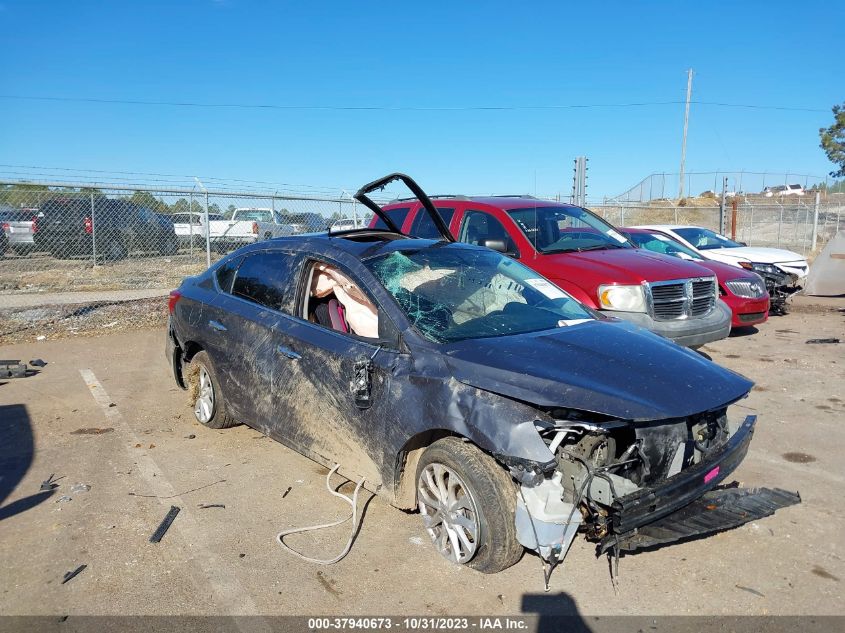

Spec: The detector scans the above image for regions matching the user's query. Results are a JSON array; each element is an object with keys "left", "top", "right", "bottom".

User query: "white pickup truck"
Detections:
[{"left": 207, "top": 208, "right": 295, "bottom": 253}]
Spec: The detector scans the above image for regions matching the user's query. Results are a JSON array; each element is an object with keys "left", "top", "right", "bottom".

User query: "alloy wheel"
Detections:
[
  {"left": 194, "top": 366, "right": 214, "bottom": 424},
  {"left": 417, "top": 463, "right": 479, "bottom": 564}
]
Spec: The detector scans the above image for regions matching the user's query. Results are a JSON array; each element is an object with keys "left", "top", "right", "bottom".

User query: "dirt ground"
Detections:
[
  {"left": 0, "top": 298, "right": 843, "bottom": 620},
  {"left": 0, "top": 297, "right": 167, "bottom": 344},
  {"left": 0, "top": 252, "right": 208, "bottom": 294}
]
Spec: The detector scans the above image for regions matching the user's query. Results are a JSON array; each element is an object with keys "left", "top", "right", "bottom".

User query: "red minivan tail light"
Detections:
[
  {"left": 30, "top": 216, "right": 39, "bottom": 233},
  {"left": 252, "top": 221, "right": 259, "bottom": 235},
  {"left": 83, "top": 216, "right": 93, "bottom": 234},
  {"left": 1, "top": 222, "right": 9, "bottom": 232},
  {"left": 168, "top": 290, "right": 181, "bottom": 314}
]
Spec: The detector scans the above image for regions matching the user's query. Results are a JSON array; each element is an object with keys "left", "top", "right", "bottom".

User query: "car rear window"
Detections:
[
  {"left": 39, "top": 198, "right": 89, "bottom": 221},
  {"left": 0, "top": 210, "right": 37, "bottom": 222},
  {"left": 231, "top": 251, "right": 298, "bottom": 311},
  {"left": 409, "top": 207, "right": 454, "bottom": 239},
  {"left": 372, "top": 207, "right": 410, "bottom": 231},
  {"left": 229, "top": 209, "right": 273, "bottom": 222}
]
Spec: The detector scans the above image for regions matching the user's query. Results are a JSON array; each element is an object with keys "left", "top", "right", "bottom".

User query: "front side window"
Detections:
[
  {"left": 366, "top": 246, "right": 592, "bottom": 343},
  {"left": 304, "top": 261, "right": 379, "bottom": 339},
  {"left": 674, "top": 227, "right": 742, "bottom": 250},
  {"left": 507, "top": 205, "right": 631, "bottom": 254},
  {"left": 459, "top": 210, "right": 518, "bottom": 255},
  {"left": 231, "top": 252, "right": 296, "bottom": 311}
]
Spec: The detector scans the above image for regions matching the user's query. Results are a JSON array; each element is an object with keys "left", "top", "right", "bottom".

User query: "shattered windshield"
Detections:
[
  {"left": 366, "top": 246, "right": 593, "bottom": 343},
  {"left": 507, "top": 205, "right": 632, "bottom": 254}
]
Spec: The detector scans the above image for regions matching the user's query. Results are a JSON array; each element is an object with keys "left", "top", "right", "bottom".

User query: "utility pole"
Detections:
[
  {"left": 719, "top": 176, "right": 728, "bottom": 235},
  {"left": 678, "top": 68, "right": 693, "bottom": 200}
]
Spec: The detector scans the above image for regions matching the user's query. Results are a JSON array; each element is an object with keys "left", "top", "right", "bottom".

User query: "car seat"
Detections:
[{"left": 311, "top": 296, "right": 350, "bottom": 334}]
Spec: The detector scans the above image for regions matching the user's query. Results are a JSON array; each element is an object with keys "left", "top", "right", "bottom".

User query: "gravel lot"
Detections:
[{"left": 0, "top": 297, "right": 842, "bottom": 621}]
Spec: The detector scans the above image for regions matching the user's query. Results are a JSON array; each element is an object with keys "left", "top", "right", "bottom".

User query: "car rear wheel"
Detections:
[
  {"left": 188, "top": 351, "right": 237, "bottom": 429},
  {"left": 416, "top": 437, "right": 523, "bottom": 573}
]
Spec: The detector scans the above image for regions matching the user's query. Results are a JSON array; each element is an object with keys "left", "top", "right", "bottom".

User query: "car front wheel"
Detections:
[{"left": 416, "top": 437, "right": 523, "bottom": 573}]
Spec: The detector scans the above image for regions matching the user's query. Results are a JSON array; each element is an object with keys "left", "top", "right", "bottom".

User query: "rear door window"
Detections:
[
  {"left": 231, "top": 251, "right": 298, "bottom": 312},
  {"left": 372, "top": 207, "right": 410, "bottom": 231},
  {"left": 408, "top": 207, "right": 455, "bottom": 239},
  {"left": 215, "top": 256, "right": 243, "bottom": 293}
]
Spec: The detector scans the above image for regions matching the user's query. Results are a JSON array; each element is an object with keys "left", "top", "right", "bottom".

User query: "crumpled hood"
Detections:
[
  {"left": 709, "top": 246, "right": 807, "bottom": 265},
  {"left": 442, "top": 320, "right": 752, "bottom": 421}
]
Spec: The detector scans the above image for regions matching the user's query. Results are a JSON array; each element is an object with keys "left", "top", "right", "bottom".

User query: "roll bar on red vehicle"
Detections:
[{"left": 353, "top": 173, "right": 455, "bottom": 242}]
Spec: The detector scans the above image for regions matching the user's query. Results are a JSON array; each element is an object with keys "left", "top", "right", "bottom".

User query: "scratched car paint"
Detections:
[{"left": 165, "top": 173, "right": 799, "bottom": 582}]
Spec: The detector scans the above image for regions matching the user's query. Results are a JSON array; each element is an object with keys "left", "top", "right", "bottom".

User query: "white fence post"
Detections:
[
  {"left": 204, "top": 191, "right": 211, "bottom": 268},
  {"left": 90, "top": 191, "right": 97, "bottom": 264}
]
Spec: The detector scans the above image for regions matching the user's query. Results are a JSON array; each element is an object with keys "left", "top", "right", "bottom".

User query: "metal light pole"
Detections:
[
  {"left": 678, "top": 69, "right": 693, "bottom": 200},
  {"left": 90, "top": 191, "right": 97, "bottom": 264},
  {"left": 188, "top": 192, "right": 194, "bottom": 257},
  {"left": 194, "top": 177, "right": 211, "bottom": 268}
]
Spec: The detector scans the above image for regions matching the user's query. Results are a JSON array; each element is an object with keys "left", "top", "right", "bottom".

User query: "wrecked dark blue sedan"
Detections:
[{"left": 166, "top": 174, "right": 798, "bottom": 582}]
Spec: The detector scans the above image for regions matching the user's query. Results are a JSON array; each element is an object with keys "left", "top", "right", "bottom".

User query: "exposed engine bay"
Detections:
[
  {"left": 511, "top": 409, "right": 800, "bottom": 588},
  {"left": 755, "top": 268, "right": 801, "bottom": 315}
]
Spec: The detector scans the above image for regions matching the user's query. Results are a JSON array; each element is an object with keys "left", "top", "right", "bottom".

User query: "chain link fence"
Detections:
[
  {"left": 588, "top": 197, "right": 843, "bottom": 256},
  {"left": 606, "top": 170, "right": 836, "bottom": 203},
  {"left": 2, "top": 180, "right": 842, "bottom": 294},
  {"left": 0, "top": 182, "right": 371, "bottom": 294}
]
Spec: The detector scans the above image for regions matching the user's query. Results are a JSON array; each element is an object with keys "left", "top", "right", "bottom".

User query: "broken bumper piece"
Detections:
[
  {"left": 611, "top": 415, "right": 758, "bottom": 535},
  {"left": 601, "top": 487, "right": 800, "bottom": 553},
  {"left": 597, "top": 415, "right": 801, "bottom": 554}
]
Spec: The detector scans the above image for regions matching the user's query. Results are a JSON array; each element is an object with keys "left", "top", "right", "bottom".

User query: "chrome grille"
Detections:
[{"left": 649, "top": 277, "right": 716, "bottom": 321}]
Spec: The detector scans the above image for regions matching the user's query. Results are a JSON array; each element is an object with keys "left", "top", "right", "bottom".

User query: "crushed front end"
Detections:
[
  {"left": 506, "top": 407, "right": 799, "bottom": 587},
  {"left": 745, "top": 265, "right": 801, "bottom": 315}
]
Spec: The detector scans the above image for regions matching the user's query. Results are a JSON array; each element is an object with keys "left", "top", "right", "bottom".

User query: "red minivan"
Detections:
[{"left": 371, "top": 196, "right": 732, "bottom": 347}]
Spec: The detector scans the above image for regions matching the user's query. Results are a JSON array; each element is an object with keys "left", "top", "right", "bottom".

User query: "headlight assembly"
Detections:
[
  {"left": 597, "top": 284, "right": 647, "bottom": 313},
  {"left": 751, "top": 263, "right": 780, "bottom": 275}
]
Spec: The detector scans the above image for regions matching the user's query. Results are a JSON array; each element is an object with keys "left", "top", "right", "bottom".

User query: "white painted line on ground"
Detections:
[{"left": 80, "top": 368, "right": 270, "bottom": 629}]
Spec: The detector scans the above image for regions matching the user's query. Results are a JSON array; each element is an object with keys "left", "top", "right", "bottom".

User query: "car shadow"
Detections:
[
  {"left": 521, "top": 592, "right": 592, "bottom": 632},
  {"left": 0, "top": 404, "right": 53, "bottom": 521},
  {"left": 730, "top": 326, "right": 760, "bottom": 338}
]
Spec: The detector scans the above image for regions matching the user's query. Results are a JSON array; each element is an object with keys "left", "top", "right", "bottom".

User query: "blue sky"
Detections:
[{"left": 0, "top": 0, "right": 842, "bottom": 199}]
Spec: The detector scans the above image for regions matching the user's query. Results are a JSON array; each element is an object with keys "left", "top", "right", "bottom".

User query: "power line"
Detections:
[
  {"left": 0, "top": 164, "right": 352, "bottom": 195},
  {"left": 0, "top": 94, "right": 828, "bottom": 113}
]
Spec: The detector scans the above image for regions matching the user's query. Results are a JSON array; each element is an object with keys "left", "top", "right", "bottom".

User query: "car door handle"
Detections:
[
  {"left": 208, "top": 320, "right": 227, "bottom": 332},
  {"left": 276, "top": 345, "right": 301, "bottom": 360}
]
